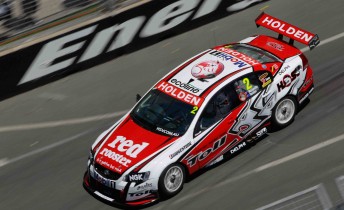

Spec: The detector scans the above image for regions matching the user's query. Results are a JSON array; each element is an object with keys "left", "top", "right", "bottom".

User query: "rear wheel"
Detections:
[
  {"left": 272, "top": 96, "right": 297, "bottom": 129},
  {"left": 158, "top": 164, "right": 185, "bottom": 199}
]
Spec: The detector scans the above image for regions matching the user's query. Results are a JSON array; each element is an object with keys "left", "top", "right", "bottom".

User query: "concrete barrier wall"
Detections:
[{"left": 0, "top": 0, "right": 263, "bottom": 100}]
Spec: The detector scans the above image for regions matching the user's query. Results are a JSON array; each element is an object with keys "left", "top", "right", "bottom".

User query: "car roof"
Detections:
[
  {"left": 155, "top": 35, "right": 299, "bottom": 105},
  {"left": 248, "top": 35, "right": 302, "bottom": 60},
  {"left": 155, "top": 49, "right": 253, "bottom": 105}
]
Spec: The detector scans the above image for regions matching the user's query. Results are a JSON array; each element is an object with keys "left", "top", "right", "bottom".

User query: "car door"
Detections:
[
  {"left": 227, "top": 71, "right": 274, "bottom": 140},
  {"left": 182, "top": 71, "right": 274, "bottom": 173},
  {"left": 183, "top": 80, "right": 252, "bottom": 171}
]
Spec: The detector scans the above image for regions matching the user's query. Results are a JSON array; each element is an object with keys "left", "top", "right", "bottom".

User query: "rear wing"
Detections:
[{"left": 255, "top": 12, "right": 320, "bottom": 50}]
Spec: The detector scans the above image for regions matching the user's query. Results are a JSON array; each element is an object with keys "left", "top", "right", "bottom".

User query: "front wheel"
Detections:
[
  {"left": 158, "top": 164, "right": 185, "bottom": 199},
  {"left": 271, "top": 96, "right": 297, "bottom": 129}
]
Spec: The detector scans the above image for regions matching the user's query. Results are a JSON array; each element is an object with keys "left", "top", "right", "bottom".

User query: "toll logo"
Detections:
[
  {"left": 191, "top": 60, "right": 224, "bottom": 80},
  {"left": 187, "top": 135, "right": 226, "bottom": 167}
]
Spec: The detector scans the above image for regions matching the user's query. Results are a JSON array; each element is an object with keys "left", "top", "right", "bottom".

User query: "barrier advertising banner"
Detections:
[{"left": 0, "top": 0, "right": 262, "bottom": 99}]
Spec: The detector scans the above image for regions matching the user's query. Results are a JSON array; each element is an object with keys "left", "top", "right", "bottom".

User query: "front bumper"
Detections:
[{"left": 83, "top": 167, "right": 159, "bottom": 207}]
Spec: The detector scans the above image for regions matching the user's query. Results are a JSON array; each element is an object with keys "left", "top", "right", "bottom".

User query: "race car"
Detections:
[{"left": 83, "top": 13, "right": 320, "bottom": 206}]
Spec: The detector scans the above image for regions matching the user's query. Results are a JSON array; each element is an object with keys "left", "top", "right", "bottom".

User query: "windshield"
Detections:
[
  {"left": 228, "top": 44, "right": 280, "bottom": 63},
  {"left": 130, "top": 89, "right": 196, "bottom": 137}
]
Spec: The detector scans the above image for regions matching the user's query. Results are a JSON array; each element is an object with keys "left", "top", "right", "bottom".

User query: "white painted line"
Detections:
[
  {"left": 259, "top": 5, "right": 270, "bottom": 11},
  {"left": 254, "top": 133, "right": 344, "bottom": 172},
  {"left": 0, "top": 110, "right": 128, "bottom": 133},
  {"left": 0, "top": 130, "right": 91, "bottom": 168},
  {"left": 162, "top": 42, "right": 171, "bottom": 48},
  {"left": 171, "top": 48, "right": 180, "bottom": 54},
  {"left": 301, "top": 31, "right": 344, "bottom": 52},
  {"left": 0, "top": 158, "right": 9, "bottom": 167},
  {"left": 30, "top": 141, "right": 39, "bottom": 147},
  {"left": 173, "top": 133, "right": 344, "bottom": 205}
]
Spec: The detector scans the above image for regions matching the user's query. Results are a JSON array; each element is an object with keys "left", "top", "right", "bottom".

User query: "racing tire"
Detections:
[
  {"left": 158, "top": 163, "right": 185, "bottom": 199},
  {"left": 271, "top": 96, "right": 297, "bottom": 129}
]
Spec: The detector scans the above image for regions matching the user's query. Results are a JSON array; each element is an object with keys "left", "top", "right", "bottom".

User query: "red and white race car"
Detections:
[{"left": 83, "top": 13, "right": 319, "bottom": 206}]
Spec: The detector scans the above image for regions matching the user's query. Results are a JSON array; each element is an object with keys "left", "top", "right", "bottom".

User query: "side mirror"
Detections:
[{"left": 136, "top": 94, "right": 142, "bottom": 102}]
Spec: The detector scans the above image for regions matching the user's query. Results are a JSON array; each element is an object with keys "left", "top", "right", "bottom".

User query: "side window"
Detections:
[
  {"left": 194, "top": 85, "right": 240, "bottom": 136},
  {"left": 232, "top": 73, "right": 263, "bottom": 102}
]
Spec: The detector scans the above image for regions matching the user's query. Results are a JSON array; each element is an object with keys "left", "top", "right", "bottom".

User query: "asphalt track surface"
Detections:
[{"left": 1, "top": 0, "right": 344, "bottom": 209}]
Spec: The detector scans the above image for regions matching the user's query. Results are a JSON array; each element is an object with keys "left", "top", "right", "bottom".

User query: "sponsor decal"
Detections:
[
  {"left": 128, "top": 190, "right": 152, "bottom": 197},
  {"left": 191, "top": 60, "right": 224, "bottom": 80},
  {"left": 239, "top": 92, "right": 247, "bottom": 102},
  {"left": 256, "top": 127, "right": 267, "bottom": 137},
  {"left": 187, "top": 135, "right": 226, "bottom": 167},
  {"left": 230, "top": 142, "right": 247, "bottom": 154},
  {"left": 129, "top": 174, "right": 144, "bottom": 182},
  {"left": 262, "top": 79, "right": 271, "bottom": 88},
  {"left": 156, "top": 81, "right": 203, "bottom": 106},
  {"left": 107, "top": 136, "right": 149, "bottom": 158},
  {"left": 259, "top": 72, "right": 268, "bottom": 81},
  {"left": 271, "top": 64, "right": 279, "bottom": 72},
  {"left": 259, "top": 72, "right": 271, "bottom": 88},
  {"left": 126, "top": 171, "right": 150, "bottom": 183},
  {"left": 267, "top": 42, "right": 284, "bottom": 51},
  {"left": 277, "top": 68, "right": 300, "bottom": 92},
  {"left": 98, "top": 148, "right": 131, "bottom": 167},
  {"left": 279, "top": 65, "right": 290, "bottom": 75},
  {"left": 96, "top": 159, "right": 123, "bottom": 173},
  {"left": 256, "top": 13, "right": 315, "bottom": 45},
  {"left": 137, "top": 183, "right": 153, "bottom": 191},
  {"left": 218, "top": 47, "right": 260, "bottom": 66},
  {"left": 98, "top": 136, "right": 149, "bottom": 167},
  {"left": 169, "top": 78, "right": 200, "bottom": 93},
  {"left": 209, "top": 50, "right": 247, "bottom": 68},
  {"left": 169, "top": 142, "right": 192, "bottom": 159},
  {"left": 90, "top": 166, "right": 116, "bottom": 188},
  {"left": 13, "top": 0, "right": 262, "bottom": 89},
  {"left": 238, "top": 124, "right": 250, "bottom": 135},
  {"left": 156, "top": 127, "right": 180, "bottom": 137}
]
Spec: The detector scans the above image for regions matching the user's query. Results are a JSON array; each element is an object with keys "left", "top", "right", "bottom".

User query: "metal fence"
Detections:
[
  {"left": 256, "top": 175, "right": 344, "bottom": 210},
  {"left": 0, "top": 0, "right": 142, "bottom": 45},
  {"left": 336, "top": 176, "right": 344, "bottom": 201},
  {"left": 256, "top": 184, "right": 333, "bottom": 210}
]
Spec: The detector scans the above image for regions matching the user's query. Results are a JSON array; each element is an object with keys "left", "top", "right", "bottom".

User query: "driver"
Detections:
[
  {"left": 199, "top": 90, "right": 231, "bottom": 131},
  {"left": 215, "top": 91, "right": 231, "bottom": 116}
]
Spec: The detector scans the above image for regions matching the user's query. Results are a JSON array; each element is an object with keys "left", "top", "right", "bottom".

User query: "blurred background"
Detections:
[{"left": 0, "top": 0, "right": 141, "bottom": 44}]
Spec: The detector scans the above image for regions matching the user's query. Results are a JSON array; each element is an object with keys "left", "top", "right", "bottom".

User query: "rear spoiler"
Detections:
[{"left": 255, "top": 12, "right": 320, "bottom": 50}]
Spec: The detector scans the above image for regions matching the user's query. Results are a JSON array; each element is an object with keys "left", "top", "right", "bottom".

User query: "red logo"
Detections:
[
  {"left": 191, "top": 60, "right": 224, "bottom": 79},
  {"left": 267, "top": 42, "right": 284, "bottom": 51}
]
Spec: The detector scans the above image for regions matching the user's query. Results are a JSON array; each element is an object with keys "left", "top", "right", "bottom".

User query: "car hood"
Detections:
[{"left": 94, "top": 116, "right": 178, "bottom": 174}]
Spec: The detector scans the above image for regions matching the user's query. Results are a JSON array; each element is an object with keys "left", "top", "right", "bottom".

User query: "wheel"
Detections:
[
  {"left": 271, "top": 96, "right": 297, "bottom": 129},
  {"left": 158, "top": 164, "right": 185, "bottom": 199}
]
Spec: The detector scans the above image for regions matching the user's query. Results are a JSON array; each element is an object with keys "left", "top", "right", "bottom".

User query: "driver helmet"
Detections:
[{"left": 215, "top": 91, "right": 231, "bottom": 115}]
